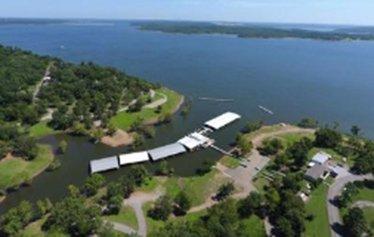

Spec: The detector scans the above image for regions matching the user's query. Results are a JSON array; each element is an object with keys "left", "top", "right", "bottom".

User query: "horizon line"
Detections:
[{"left": 0, "top": 16, "right": 373, "bottom": 28}]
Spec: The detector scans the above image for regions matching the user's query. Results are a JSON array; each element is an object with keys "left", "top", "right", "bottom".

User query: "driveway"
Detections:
[{"left": 327, "top": 173, "right": 373, "bottom": 237}]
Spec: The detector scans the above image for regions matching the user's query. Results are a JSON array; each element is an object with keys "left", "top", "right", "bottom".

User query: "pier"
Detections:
[{"left": 89, "top": 112, "right": 241, "bottom": 174}]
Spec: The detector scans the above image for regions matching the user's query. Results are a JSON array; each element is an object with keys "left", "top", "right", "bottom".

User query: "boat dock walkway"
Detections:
[{"left": 209, "top": 144, "right": 233, "bottom": 156}]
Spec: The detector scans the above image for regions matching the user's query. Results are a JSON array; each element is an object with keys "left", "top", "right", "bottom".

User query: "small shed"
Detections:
[
  {"left": 90, "top": 156, "right": 119, "bottom": 174},
  {"left": 204, "top": 112, "right": 241, "bottom": 130},
  {"left": 148, "top": 143, "right": 187, "bottom": 161},
  {"left": 119, "top": 151, "right": 149, "bottom": 166}
]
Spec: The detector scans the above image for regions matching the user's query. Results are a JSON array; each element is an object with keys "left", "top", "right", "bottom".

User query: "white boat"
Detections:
[{"left": 258, "top": 105, "right": 274, "bottom": 115}]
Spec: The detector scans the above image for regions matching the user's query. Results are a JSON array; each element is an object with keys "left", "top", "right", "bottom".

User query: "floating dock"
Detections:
[{"left": 89, "top": 111, "right": 241, "bottom": 174}]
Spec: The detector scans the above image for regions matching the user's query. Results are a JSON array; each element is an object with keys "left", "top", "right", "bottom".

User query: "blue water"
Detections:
[
  {"left": 1, "top": 20, "right": 374, "bottom": 213},
  {"left": 1, "top": 21, "right": 373, "bottom": 137}
]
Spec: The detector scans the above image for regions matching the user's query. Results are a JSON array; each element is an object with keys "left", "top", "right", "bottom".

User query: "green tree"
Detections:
[
  {"left": 58, "top": 139, "right": 68, "bottom": 154},
  {"left": 314, "top": 128, "right": 342, "bottom": 148},
  {"left": 148, "top": 195, "right": 173, "bottom": 221},
  {"left": 258, "top": 138, "right": 283, "bottom": 156},
  {"left": 351, "top": 125, "right": 361, "bottom": 136},
  {"left": 174, "top": 191, "right": 191, "bottom": 215},
  {"left": 215, "top": 182, "right": 235, "bottom": 201},
  {"left": 242, "top": 120, "right": 263, "bottom": 133},
  {"left": 343, "top": 207, "right": 370, "bottom": 237},
  {"left": 82, "top": 173, "right": 106, "bottom": 197},
  {"left": 298, "top": 118, "right": 318, "bottom": 128},
  {"left": 237, "top": 191, "right": 262, "bottom": 217}
]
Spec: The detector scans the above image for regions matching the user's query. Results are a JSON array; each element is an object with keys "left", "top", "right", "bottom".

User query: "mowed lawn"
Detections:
[
  {"left": 362, "top": 207, "right": 374, "bottom": 233},
  {"left": 0, "top": 145, "right": 54, "bottom": 190},
  {"left": 163, "top": 169, "right": 231, "bottom": 206},
  {"left": 110, "top": 88, "right": 182, "bottom": 131},
  {"left": 102, "top": 205, "right": 138, "bottom": 230},
  {"left": 29, "top": 121, "right": 58, "bottom": 138},
  {"left": 305, "top": 184, "right": 330, "bottom": 237}
]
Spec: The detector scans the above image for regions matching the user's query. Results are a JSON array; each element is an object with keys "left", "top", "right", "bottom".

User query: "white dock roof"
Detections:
[
  {"left": 148, "top": 143, "right": 187, "bottom": 161},
  {"left": 90, "top": 156, "right": 119, "bottom": 174},
  {"left": 178, "top": 132, "right": 210, "bottom": 150},
  {"left": 119, "top": 151, "right": 149, "bottom": 166},
  {"left": 178, "top": 136, "right": 202, "bottom": 150},
  {"left": 204, "top": 112, "right": 241, "bottom": 130}
]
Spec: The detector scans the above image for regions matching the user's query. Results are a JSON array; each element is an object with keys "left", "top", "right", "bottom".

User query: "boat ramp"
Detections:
[{"left": 89, "top": 112, "right": 241, "bottom": 174}]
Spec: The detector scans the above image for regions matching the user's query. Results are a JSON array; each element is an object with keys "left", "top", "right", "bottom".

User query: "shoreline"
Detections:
[{"left": 0, "top": 145, "right": 55, "bottom": 205}]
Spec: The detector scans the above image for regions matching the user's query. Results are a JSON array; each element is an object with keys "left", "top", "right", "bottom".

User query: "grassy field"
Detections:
[
  {"left": 110, "top": 88, "right": 182, "bottom": 131},
  {"left": 362, "top": 207, "right": 374, "bottom": 233},
  {"left": 239, "top": 215, "right": 267, "bottom": 237},
  {"left": 28, "top": 122, "right": 59, "bottom": 138},
  {"left": 352, "top": 187, "right": 374, "bottom": 203},
  {"left": 21, "top": 217, "right": 68, "bottom": 237},
  {"left": 275, "top": 132, "right": 315, "bottom": 147},
  {"left": 219, "top": 155, "right": 241, "bottom": 168},
  {"left": 0, "top": 145, "right": 54, "bottom": 190},
  {"left": 305, "top": 184, "right": 330, "bottom": 237},
  {"left": 163, "top": 169, "right": 230, "bottom": 206},
  {"left": 103, "top": 205, "right": 138, "bottom": 230}
]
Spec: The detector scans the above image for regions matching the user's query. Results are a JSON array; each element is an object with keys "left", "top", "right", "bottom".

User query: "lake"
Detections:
[{"left": 0, "top": 20, "right": 373, "bottom": 213}]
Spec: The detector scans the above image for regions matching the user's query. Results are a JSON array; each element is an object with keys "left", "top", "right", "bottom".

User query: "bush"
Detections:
[
  {"left": 148, "top": 195, "right": 173, "bottom": 220},
  {"left": 58, "top": 140, "right": 68, "bottom": 154},
  {"left": 242, "top": 120, "right": 263, "bottom": 133},
  {"left": 258, "top": 138, "right": 283, "bottom": 156},
  {"left": 298, "top": 118, "right": 318, "bottom": 128},
  {"left": 215, "top": 182, "right": 235, "bottom": 201},
  {"left": 314, "top": 128, "right": 342, "bottom": 148},
  {"left": 46, "top": 159, "right": 61, "bottom": 171}
]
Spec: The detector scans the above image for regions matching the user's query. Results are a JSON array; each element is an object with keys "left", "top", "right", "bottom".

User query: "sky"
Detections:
[{"left": 1, "top": 0, "right": 374, "bottom": 26}]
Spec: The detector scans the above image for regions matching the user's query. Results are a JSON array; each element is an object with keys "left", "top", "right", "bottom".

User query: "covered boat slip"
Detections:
[
  {"left": 148, "top": 143, "right": 187, "bottom": 161},
  {"left": 88, "top": 112, "right": 241, "bottom": 173},
  {"left": 90, "top": 156, "right": 119, "bottom": 174},
  {"left": 119, "top": 151, "right": 150, "bottom": 165},
  {"left": 204, "top": 112, "right": 241, "bottom": 130}
]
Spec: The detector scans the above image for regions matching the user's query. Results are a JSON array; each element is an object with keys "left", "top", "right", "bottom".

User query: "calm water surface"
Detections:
[{"left": 0, "top": 21, "right": 374, "bottom": 213}]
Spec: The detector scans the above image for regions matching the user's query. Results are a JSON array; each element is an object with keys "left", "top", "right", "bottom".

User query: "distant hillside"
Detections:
[{"left": 133, "top": 21, "right": 374, "bottom": 41}]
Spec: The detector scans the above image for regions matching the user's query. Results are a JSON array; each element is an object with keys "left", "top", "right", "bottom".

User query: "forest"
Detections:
[{"left": 0, "top": 45, "right": 154, "bottom": 160}]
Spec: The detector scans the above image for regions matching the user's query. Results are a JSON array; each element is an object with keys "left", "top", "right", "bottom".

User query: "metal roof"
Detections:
[
  {"left": 204, "top": 112, "right": 241, "bottom": 130},
  {"left": 90, "top": 156, "right": 119, "bottom": 174},
  {"left": 119, "top": 151, "right": 149, "bottom": 166},
  {"left": 311, "top": 152, "right": 331, "bottom": 164},
  {"left": 148, "top": 143, "right": 187, "bottom": 161}
]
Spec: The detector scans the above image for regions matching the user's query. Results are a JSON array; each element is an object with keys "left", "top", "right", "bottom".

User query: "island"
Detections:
[
  {"left": 133, "top": 21, "right": 374, "bottom": 41},
  {"left": 0, "top": 45, "right": 183, "bottom": 201}
]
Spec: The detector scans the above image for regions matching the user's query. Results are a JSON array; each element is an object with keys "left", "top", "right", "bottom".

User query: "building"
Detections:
[
  {"left": 204, "top": 112, "right": 241, "bottom": 130},
  {"left": 305, "top": 163, "right": 329, "bottom": 181},
  {"left": 148, "top": 143, "right": 187, "bottom": 161},
  {"left": 311, "top": 151, "right": 331, "bottom": 165},
  {"left": 90, "top": 156, "right": 119, "bottom": 174},
  {"left": 119, "top": 151, "right": 149, "bottom": 166}
]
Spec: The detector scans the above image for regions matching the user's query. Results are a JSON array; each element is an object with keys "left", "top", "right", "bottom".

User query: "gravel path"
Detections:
[
  {"left": 352, "top": 200, "right": 374, "bottom": 208},
  {"left": 110, "top": 188, "right": 164, "bottom": 237}
]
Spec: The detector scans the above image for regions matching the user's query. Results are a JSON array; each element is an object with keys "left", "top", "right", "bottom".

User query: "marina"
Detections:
[{"left": 89, "top": 112, "right": 241, "bottom": 174}]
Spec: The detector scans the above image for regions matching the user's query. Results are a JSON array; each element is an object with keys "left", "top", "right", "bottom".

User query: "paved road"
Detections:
[{"left": 327, "top": 173, "right": 373, "bottom": 237}]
